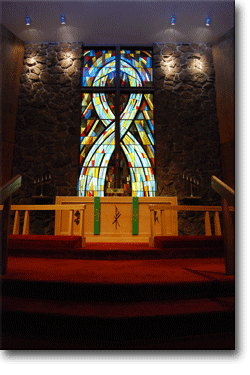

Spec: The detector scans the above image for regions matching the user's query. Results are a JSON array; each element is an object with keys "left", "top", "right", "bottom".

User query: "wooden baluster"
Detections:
[
  {"left": 80, "top": 208, "right": 86, "bottom": 247},
  {"left": 13, "top": 210, "right": 20, "bottom": 234},
  {"left": 22, "top": 210, "right": 30, "bottom": 235},
  {"left": 68, "top": 209, "right": 74, "bottom": 235},
  {"left": 149, "top": 208, "right": 155, "bottom": 247},
  {"left": 214, "top": 211, "right": 222, "bottom": 235},
  {"left": 205, "top": 211, "right": 212, "bottom": 236}
]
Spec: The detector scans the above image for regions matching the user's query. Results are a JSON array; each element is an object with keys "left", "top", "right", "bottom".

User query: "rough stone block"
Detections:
[{"left": 59, "top": 58, "right": 73, "bottom": 68}]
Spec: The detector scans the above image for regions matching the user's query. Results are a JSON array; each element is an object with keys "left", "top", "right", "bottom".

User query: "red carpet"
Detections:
[{"left": 1, "top": 236, "right": 234, "bottom": 350}]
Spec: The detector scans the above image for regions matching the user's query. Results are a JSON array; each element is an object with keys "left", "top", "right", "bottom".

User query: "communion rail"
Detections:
[
  {"left": 0, "top": 204, "right": 86, "bottom": 247},
  {"left": 148, "top": 204, "right": 235, "bottom": 246}
]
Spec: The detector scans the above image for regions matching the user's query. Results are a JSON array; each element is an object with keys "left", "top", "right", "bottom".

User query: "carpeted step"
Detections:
[
  {"left": 1, "top": 256, "right": 235, "bottom": 350},
  {"left": 154, "top": 235, "right": 224, "bottom": 249},
  {"left": 2, "top": 276, "right": 235, "bottom": 303},
  {"left": 8, "top": 235, "right": 225, "bottom": 259},
  {"left": 8, "top": 234, "right": 82, "bottom": 250},
  {"left": 1, "top": 295, "right": 235, "bottom": 350},
  {"left": 7, "top": 247, "right": 224, "bottom": 260}
]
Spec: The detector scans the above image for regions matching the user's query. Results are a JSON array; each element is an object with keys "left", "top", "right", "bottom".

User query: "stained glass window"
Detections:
[{"left": 79, "top": 47, "right": 156, "bottom": 197}]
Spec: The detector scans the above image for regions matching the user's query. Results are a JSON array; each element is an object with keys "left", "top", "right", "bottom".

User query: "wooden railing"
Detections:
[
  {"left": 211, "top": 175, "right": 235, "bottom": 275},
  {"left": 0, "top": 175, "right": 22, "bottom": 275},
  {"left": 0, "top": 204, "right": 87, "bottom": 247},
  {"left": 148, "top": 204, "right": 235, "bottom": 247}
]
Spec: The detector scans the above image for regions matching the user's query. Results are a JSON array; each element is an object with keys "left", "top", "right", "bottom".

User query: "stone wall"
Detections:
[
  {"left": 12, "top": 42, "right": 82, "bottom": 233},
  {"left": 12, "top": 42, "right": 222, "bottom": 235},
  {"left": 153, "top": 43, "right": 222, "bottom": 235}
]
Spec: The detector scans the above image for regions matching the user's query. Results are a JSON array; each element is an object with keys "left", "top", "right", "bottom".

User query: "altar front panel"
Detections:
[{"left": 55, "top": 196, "right": 178, "bottom": 242}]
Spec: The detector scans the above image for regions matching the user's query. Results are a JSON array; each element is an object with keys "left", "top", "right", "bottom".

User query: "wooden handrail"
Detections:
[
  {"left": 0, "top": 175, "right": 22, "bottom": 275},
  {"left": 0, "top": 174, "right": 22, "bottom": 203},
  {"left": 211, "top": 175, "right": 235, "bottom": 206},
  {"left": 211, "top": 175, "right": 235, "bottom": 275}
]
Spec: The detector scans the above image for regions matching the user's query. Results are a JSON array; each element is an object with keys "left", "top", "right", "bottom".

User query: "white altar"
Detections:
[{"left": 55, "top": 196, "right": 178, "bottom": 242}]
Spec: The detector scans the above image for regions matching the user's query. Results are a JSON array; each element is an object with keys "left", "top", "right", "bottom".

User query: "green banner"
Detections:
[
  {"left": 132, "top": 197, "right": 139, "bottom": 235},
  {"left": 94, "top": 197, "right": 100, "bottom": 235}
]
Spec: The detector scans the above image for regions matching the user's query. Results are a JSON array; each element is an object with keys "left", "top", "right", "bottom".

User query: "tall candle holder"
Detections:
[
  {"left": 34, "top": 173, "right": 52, "bottom": 197},
  {"left": 182, "top": 174, "right": 202, "bottom": 205}
]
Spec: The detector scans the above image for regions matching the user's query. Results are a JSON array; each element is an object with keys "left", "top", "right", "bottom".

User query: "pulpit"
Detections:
[{"left": 55, "top": 196, "right": 178, "bottom": 242}]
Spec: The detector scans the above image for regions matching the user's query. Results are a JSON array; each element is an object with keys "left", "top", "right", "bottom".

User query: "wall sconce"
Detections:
[
  {"left": 25, "top": 15, "right": 30, "bottom": 26},
  {"left": 61, "top": 14, "right": 66, "bottom": 24},
  {"left": 206, "top": 17, "right": 211, "bottom": 26},
  {"left": 171, "top": 16, "right": 175, "bottom": 26}
]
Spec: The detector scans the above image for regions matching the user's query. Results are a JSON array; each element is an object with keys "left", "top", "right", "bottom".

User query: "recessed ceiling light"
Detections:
[
  {"left": 61, "top": 14, "right": 66, "bottom": 24},
  {"left": 25, "top": 15, "right": 30, "bottom": 26},
  {"left": 206, "top": 17, "right": 211, "bottom": 26}
]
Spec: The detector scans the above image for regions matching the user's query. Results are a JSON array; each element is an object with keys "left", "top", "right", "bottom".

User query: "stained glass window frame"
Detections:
[{"left": 79, "top": 45, "right": 156, "bottom": 197}]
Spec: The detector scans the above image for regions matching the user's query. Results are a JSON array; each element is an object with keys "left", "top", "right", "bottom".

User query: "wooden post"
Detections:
[
  {"left": 22, "top": 210, "right": 30, "bottom": 235},
  {"left": 214, "top": 211, "right": 222, "bottom": 236},
  {"left": 211, "top": 176, "right": 235, "bottom": 275},
  {"left": 222, "top": 197, "right": 235, "bottom": 275},
  {"left": 205, "top": 211, "right": 212, "bottom": 236},
  {"left": 13, "top": 210, "right": 20, "bottom": 234},
  {"left": 0, "top": 175, "right": 22, "bottom": 275},
  {"left": 0, "top": 197, "right": 11, "bottom": 275}
]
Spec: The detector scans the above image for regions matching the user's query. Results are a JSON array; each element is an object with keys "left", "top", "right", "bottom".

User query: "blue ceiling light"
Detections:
[
  {"left": 61, "top": 14, "right": 66, "bottom": 24},
  {"left": 206, "top": 17, "right": 211, "bottom": 26},
  {"left": 171, "top": 16, "right": 175, "bottom": 25},
  {"left": 25, "top": 15, "right": 30, "bottom": 26}
]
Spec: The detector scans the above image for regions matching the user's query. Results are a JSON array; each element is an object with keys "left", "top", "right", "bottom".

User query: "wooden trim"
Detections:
[
  {"left": 149, "top": 204, "right": 234, "bottom": 212},
  {"left": 10, "top": 204, "right": 86, "bottom": 211}
]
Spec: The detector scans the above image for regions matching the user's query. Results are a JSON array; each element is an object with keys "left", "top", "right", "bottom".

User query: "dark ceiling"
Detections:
[{"left": 1, "top": 1, "right": 235, "bottom": 45}]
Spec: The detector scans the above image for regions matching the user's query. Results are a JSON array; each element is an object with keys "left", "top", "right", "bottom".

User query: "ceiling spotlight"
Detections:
[
  {"left": 171, "top": 16, "right": 175, "bottom": 25},
  {"left": 25, "top": 15, "right": 30, "bottom": 26},
  {"left": 206, "top": 17, "right": 211, "bottom": 26},
  {"left": 61, "top": 14, "right": 66, "bottom": 24}
]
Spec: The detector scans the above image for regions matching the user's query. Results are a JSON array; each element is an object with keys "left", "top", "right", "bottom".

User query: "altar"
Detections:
[{"left": 55, "top": 196, "right": 178, "bottom": 243}]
